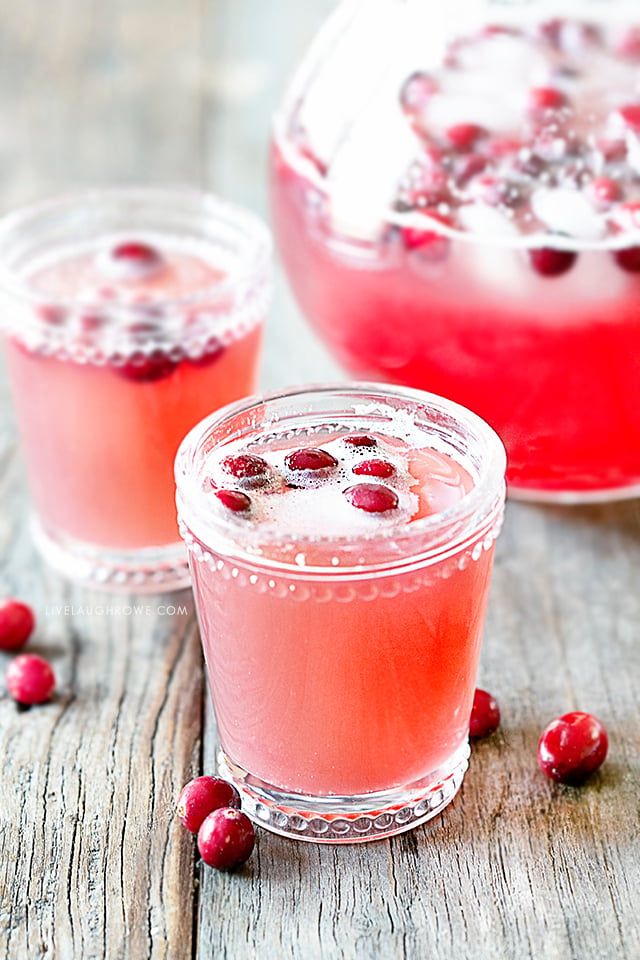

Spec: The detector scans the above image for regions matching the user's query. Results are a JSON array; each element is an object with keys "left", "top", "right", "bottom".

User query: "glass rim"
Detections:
[
  {"left": 0, "top": 185, "right": 273, "bottom": 313},
  {"left": 175, "top": 381, "right": 507, "bottom": 574}
]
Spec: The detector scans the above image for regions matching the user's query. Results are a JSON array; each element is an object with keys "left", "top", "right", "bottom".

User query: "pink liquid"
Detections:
[
  {"left": 272, "top": 18, "right": 640, "bottom": 496},
  {"left": 187, "top": 425, "right": 498, "bottom": 796},
  {"left": 4, "top": 240, "right": 263, "bottom": 549}
]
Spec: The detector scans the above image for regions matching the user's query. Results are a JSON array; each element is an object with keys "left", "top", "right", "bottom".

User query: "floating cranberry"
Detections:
[
  {"left": 469, "top": 689, "right": 501, "bottom": 739},
  {"left": 400, "top": 72, "right": 438, "bottom": 117},
  {"left": 177, "top": 776, "right": 241, "bottom": 833},
  {"left": 118, "top": 350, "right": 177, "bottom": 383},
  {"left": 528, "top": 86, "right": 567, "bottom": 111},
  {"left": 352, "top": 459, "right": 395, "bottom": 479},
  {"left": 454, "top": 153, "right": 487, "bottom": 186},
  {"left": 222, "top": 454, "right": 270, "bottom": 483},
  {"left": 343, "top": 434, "right": 377, "bottom": 449},
  {"left": 36, "top": 304, "right": 66, "bottom": 326},
  {"left": 445, "top": 123, "right": 486, "bottom": 152},
  {"left": 197, "top": 808, "right": 255, "bottom": 871},
  {"left": 616, "top": 104, "right": 640, "bottom": 133},
  {"left": 214, "top": 489, "right": 251, "bottom": 513},
  {"left": 537, "top": 711, "right": 608, "bottom": 785},
  {"left": 6, "top": 654, "right": 55, "bottom": 706},
  {"left": 588, "top": 176, "right": 621, "bottom": 209},
  {"left": 0, "top": 599, "right": 35, "bottom": 652},
  {"left": 285, "top": 448, "right": 338, "bottom": 472},
  {"left": 344, "top": 483, "right": 399, "bottom": 513},
  {"left": 614, "top": 247, "right": 640, "bottom": 273},
  {"left": 107, "top": 241, "right": 164, "bottom": 280},
  {"left": 529, "top": 248, "right": 577, "bottom": 278},
  {"left": 598, "top": 138, "right": 627, "bottom": 163}
]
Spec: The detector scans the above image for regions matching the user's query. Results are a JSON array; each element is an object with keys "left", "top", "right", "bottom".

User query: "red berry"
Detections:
[
  {"left": 614, "top": 247, "right": 640, "bottom": 273},
  {"left": 528, "top": 87, "right": 567, "bottom": 111},
  {"left": 343, "top": 434, "right": 377, "bottom": 449},
  {"left": 352, "top": 459, "right": 395, "bottom": 479},
  {"left": 344, "top": 483, "right": 399, "bottom": 513},
  {"left": 0, "top": 599, "right": 35, "bottom": 651},
  {"left": 36, "top": 304, "right": 66, "bottom": 326},
  {"left": 285, "top": 448, "right": 338, "bottom": 472},
  {"left": 401, "top": 212, "right": 452, "bottom": 261},
  {"left": 222, "top": 454, "right": 270, "bottom": 483},
  {"left": 214, "top": 489, "right": 251, "bottom": 513},
  {"left": 454, "top": 153, "right": 487, "bottom": 186},
  {"left": 588, "top": 176, "right": 621, "bottom": 209},
  {"left": 528, "top": 248, "right": 577, "bottom": 277},
  {"left": 6, "top": 654, "right": 55, "bottom": 706},
  {"left": 108, "top": 241, "right": 163, "bottom": 279},
  {"left": 537, "top": 711, "right": 608, "bottom": 785},
  {"left": 177, "top": 776, "right": 241, "bottom": 833},
  {"left": 616, "top": 104, "right": 640, "bottom": 133},
  {"left": 469, "top": 689, "right": 501, "bottom": 739},
  {"left": 445, "top": 123, "right": 486, "bottom": 152},
  {"left": 197, "top": 808, "right": 255, "bottom": 871},
  {"left": 118, "top": 350, "right": 177, "bottom": 383},
  {"left": 400, "top": 72, "right": 438, "bottom": 116}
]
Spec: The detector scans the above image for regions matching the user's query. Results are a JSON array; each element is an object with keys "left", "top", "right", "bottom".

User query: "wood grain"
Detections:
[{"left": 0, "top": 0, "right": 639, "bottom": 958}]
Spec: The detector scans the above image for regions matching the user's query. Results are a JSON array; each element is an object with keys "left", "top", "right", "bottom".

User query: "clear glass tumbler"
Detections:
[
  {"left": 0, "top": 188, "right": 272, "bottom": 590},
  {"left": 176, "top": 383, "right": 506, "bottom": 842}
]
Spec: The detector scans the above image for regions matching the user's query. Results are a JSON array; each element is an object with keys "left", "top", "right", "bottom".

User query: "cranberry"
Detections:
[
  {"left": 588, "top": 176, "right": 621, "bottom": 209},
  {"left": 400, "top": 72, "right": 438, "bottom": 116},
  {"left": 285, "top": 448, "right": 338, "bottom": 472},
  {"left": 214, "top": 489, "right": 251, "bottom": 513},
  {"left": 6, "top": 654, "right": 55, "bottom": 706},
  {"left": 344, "top": 483, "right": 399, "bottom": 513},
  {"left": 537, "top": 711, "right": 608, "bottom": 785},
  {"left": 222, "top": 454, "right": 270, "bottom": 483},
  {"left": 118, "top": 350, "right": 177, "bottom": 383},
  {"left": 401, "top": 212, "right": 452, "bottom": 261},
  {"left": 528, "top": 87, "right": 567, "bottom": 111},
  {"left": 197, "top": 808, "right": 255, "bottom": 871},
  {"left": 177, "top": 776, "right": 241, "bottom": 833},
  {"left": 107, "top": 241, "right": 164, "bottom": 279},
  {"left": 352, "top": 459, "right": 395, "bottom": 479},
  {"left": 528, "top": 248, "right": 577, "bottom": 278},
  {"left": 614, "top": 247, "right": 640, "bottom": 273},
  {"left": 469, "top": 689, "right": 501, "bottom": 739},
  {"left": 454, "top": 153, "right": 487, "bottom": 186},
  {"left": 616, "top": 104, "right": 640, "bottom": 133},
  {"left": 598, "top": 138, "right": 627, "bottom": 163},
  {"left": 36, "top": 304, "right": 66, "bottom": 326},
  {"left": 445, "top": 123, "right": 486, "bottom": 152},
  {"left": 343, "top": 434, "right": 377, "bottom": 449},
  {"left": 0, "top": 599, "right": 35, "bottom": 651}
]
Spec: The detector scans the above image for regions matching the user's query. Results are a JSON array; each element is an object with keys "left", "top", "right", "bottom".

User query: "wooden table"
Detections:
[{"left": 0, "top": 2, "right": 638, "bottom": 957}]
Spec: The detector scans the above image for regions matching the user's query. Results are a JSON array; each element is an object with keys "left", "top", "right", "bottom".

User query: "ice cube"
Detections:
[{"left": 530, "top": 188, "right": 606, "bottom": 241}]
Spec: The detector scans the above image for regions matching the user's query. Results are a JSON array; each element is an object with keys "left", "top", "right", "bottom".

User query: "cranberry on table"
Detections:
[
  {"left": 528, "top": 248, "right": 577, "bottom": 278},
  {"left": 197, "top": 807, "right": 255, "bottom": 871},
  {"left": 352, "top": 459, "right": 395, "bottom": 479},
  {"left": 285, "top": 448, "right": 338, "bottom": 472},
  {"left": 214, "top": 489, "right": 252, "bottom": 513},
  {"left": 344, "top": 483, "right": 399, "bottom": 514},
  {"left": 538, "top": 711, "right": 608, "bottom": 785},
  {"left": 222, "top": 454, "right": 270, "bottom": 483},
  {"left": 469, "top": 688, "right": 501, "bottom": 739},
  {"left": 6, "top": 654, "right": 56, "bottom": 706},
  {"left": 177, "top": 776, "right": 241, "bottom": 834},
  {"left": 0, "top": 599, "right": 35, "bottom": 651}
]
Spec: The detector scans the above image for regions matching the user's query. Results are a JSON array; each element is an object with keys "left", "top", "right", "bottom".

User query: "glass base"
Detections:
[
  {"left": 508, "top": 480, "right": 640, "bottom": 505},
  {"left": 30, "top": 515, "right": 191, "bottom": 592},
  {"left": 218, "top": 741, "right": 470, "bottom": 844}
]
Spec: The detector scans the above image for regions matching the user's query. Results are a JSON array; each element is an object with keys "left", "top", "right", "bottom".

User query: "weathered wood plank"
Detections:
[
  {"left": 197, "top": 2, "right": 640, "bottom": 959},
  {"left": 0, "top": 0, "right": 207, "bottom": 956}
]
